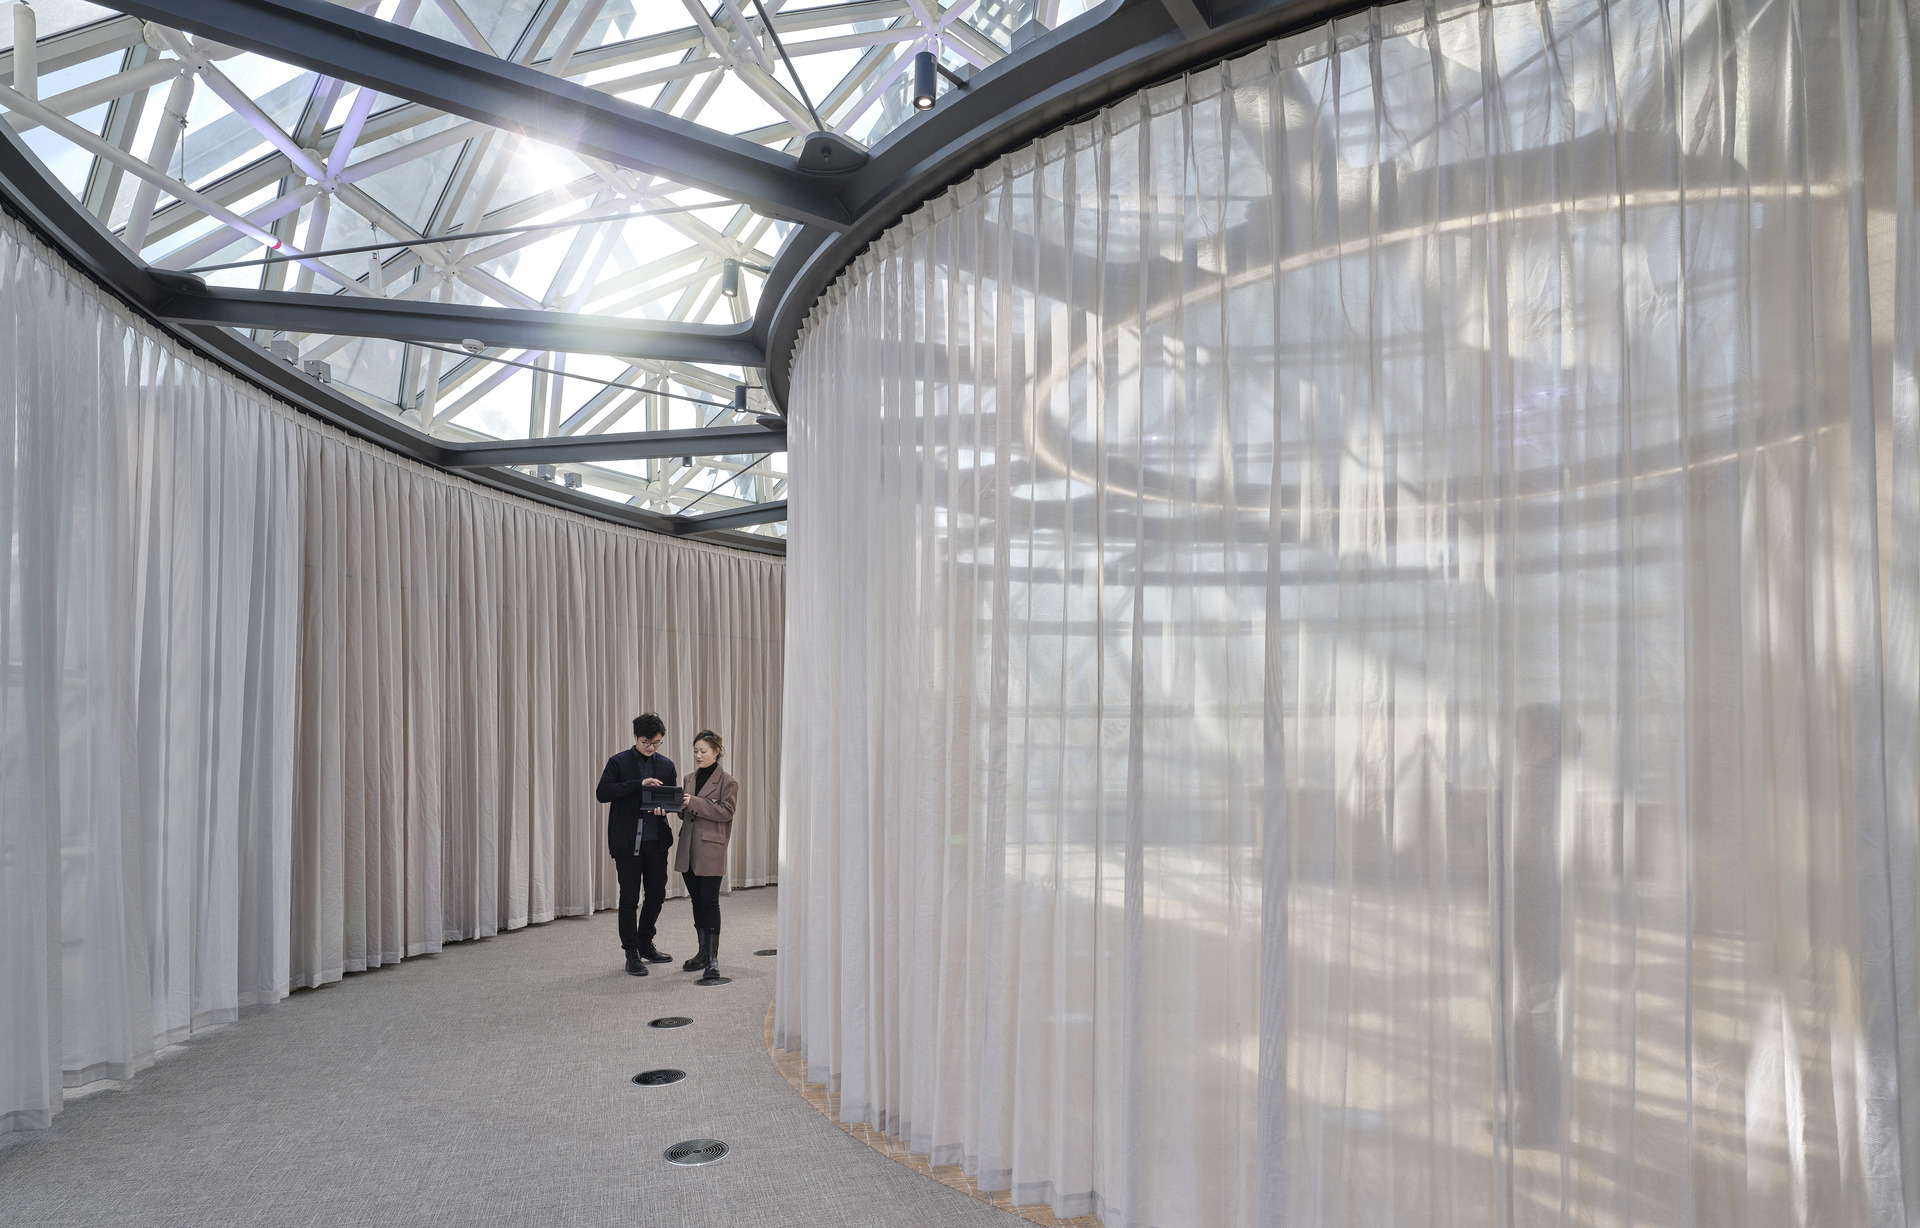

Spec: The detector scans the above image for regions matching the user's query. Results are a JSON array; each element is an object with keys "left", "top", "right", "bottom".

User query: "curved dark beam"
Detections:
[
  {"left": 159, "top": 285, "right": 764, "bottom": 367},
  {"left": 0, "top": 122, "right": 785, "bottom": 554},
  {"left": 755, "top": 0, "right": 1367, "bottom": 408},
  {"left": 443, "top": 424, "right": 785, "bottom": 468},
  {"left": 678, "top": 501, "right": 790, "bottom": 534},
  {"left": 110, "top": 0, "right": 854, "bottom": 228}
]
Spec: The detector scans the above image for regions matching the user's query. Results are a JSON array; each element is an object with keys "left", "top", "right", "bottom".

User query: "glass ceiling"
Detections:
[{"left": 1, "top": 0, "right": 1106, "bottom": 535}]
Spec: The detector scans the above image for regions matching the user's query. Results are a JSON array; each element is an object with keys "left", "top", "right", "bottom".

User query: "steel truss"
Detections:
[{"left": 0, "top": 0, "right": 1344, "bottom": 545}]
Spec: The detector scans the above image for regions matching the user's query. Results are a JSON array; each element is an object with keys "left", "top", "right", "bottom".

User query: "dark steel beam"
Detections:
[
  {"left": 675, "top": 501, "right": 789, "bottom": 533},
  {"left": 110, "top": 0, "right": 853, "bottom": 228},
  {"left": 156, "top": 285, "right": 765, "bottom": 367},
  {"left": 442, "top": 424, "right": 787, "bottom": 467},
  {"left": 1159, "top": 0, "right": 1215, "bottom": 38}
]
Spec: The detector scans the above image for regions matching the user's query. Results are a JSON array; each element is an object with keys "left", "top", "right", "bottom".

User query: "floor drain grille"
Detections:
[
  {"left": 665, "top": 1138, "right": 730, "bottom": 1166},
  {"left": 694, "top": 974, "right": 732, "bottom": 986},
  {"left": 754, "top": 949, "right": 777, "bottom": 956},
  {"left": 648, "top": 1016, "right": 693, "bottom": 1029},
  {"left": 631, "top": 1069, "right": 686, "bottom": 1086}
]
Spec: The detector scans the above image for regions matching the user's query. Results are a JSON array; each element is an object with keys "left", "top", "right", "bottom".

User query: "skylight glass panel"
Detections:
[
  {"left": 0, "top": 1, "right": 114, "bottom": 49},
  {"left": 476, "top": 0, "right": 551, "bottom": 55},
  {"left": 11, "top": 48, "right": 122, "bottom": 193}
]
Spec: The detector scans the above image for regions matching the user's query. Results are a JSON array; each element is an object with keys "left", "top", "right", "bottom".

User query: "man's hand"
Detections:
[{"left": 642, "top": 777, "right": 661, "bottom": 786}]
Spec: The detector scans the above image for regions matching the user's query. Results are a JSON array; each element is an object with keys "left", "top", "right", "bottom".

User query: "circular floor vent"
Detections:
[
  {"left": 694, "top": 974, "right": 732, "bottom": 987},
  {"left": 754, "top": 949, "right": 777, "bottom": 956},
  {"left": 648, "top": 1016, "right": 693, "bottom": 1029},
  {"left": 631, "top": 1069, "right": 686, "bottom": 1086},
  {"left": 665, "top": 1138, "right": 730, "bottom": 1166}
]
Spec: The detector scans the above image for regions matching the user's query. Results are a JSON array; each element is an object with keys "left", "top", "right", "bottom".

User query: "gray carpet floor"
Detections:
[{"left": 0, "top": 887, "right": 1010, "bottom": 1228}]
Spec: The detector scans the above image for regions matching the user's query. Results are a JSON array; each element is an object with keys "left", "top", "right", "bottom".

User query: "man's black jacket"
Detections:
[{"left": 597, "top": 748, "right": 678, "bottom": 856}]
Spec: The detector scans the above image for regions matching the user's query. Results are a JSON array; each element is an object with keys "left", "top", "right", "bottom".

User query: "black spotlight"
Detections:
[
  {"left": 912, "top": 50, "right": 937, "bottom": 110},
  {"left": 720, "top": 258, "right": 741, "bottom": 298},
  {"left": 733, "top": 384, "right": 748, "bottom": 411}
]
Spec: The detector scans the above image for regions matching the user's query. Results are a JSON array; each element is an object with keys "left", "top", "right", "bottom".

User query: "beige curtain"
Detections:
[
  {"left": 1, "top": 208, "right": 784, "bottom": 1132},
  {"left": 289, "top": 438, "right": 785, "bottom": 988}
]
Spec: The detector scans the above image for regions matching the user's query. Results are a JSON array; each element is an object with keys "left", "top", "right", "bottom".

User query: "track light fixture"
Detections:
[
  {"left": 719, "top": 257, "right": 772, "bottom": 299},
  {"left": 733, "top": 384, "right": 748, "bottom": 411},
  {"left": 912, "top": 50, "right": 937, "bottom": 110}
]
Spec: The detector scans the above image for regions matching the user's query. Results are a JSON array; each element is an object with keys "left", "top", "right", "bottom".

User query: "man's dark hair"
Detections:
[{"left": 633, "top": 712, "right": 666, "bottom": 740}]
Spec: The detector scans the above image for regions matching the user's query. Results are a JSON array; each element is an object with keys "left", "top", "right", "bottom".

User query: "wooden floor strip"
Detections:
[{"left": 764, "top": 1003, "right": 1105, "bottom": 1228}]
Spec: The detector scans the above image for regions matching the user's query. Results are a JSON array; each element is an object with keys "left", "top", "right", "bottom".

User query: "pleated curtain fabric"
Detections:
[
  {"left": 776, "top": 0, "right": 1920, "bottom": 1223},
  {"left": 0, "top": 210, "right": 784, "bottom": 1134},
  {"left": 287, "top": 451, "right": 784, "bottom": 985}
]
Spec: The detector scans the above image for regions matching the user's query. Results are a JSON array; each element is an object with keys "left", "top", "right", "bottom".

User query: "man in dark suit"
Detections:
[{"left": 597, "top": 712, "right": 677, "bottom": 976}]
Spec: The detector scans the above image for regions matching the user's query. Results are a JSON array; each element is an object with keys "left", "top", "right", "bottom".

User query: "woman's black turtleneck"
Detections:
[{"left": 693, "top": 763, "right": 716, "bottom": 799}]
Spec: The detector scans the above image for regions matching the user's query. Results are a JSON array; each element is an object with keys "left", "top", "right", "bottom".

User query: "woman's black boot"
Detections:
[
  {"left": 682, "top": 929, "right": 711, "bottom": 972},
  {"left": 700, "top": 928, "right": 722, "bottom": 983}
]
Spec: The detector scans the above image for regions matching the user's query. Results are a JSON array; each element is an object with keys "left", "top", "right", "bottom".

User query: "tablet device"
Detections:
[{"left": 639, "top": 784, "right": 686, "bottom": 812}]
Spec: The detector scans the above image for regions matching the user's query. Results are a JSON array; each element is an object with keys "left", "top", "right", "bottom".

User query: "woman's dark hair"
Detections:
[
  {"left": 633, "top": 712, "right": 666, "bottom": 740},
  {"left": 693, "top": 729, "right": 724, "bottom": 759}
]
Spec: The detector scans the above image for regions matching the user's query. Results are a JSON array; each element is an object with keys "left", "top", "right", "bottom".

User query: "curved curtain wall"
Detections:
[
  {"left": 776, "top": 0, "right": 1920, "bottom": 1223},
  {"left": 0, "top": 210, "right": 784, "bottom": 1134}
]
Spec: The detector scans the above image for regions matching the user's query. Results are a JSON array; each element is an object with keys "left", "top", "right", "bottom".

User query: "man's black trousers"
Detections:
[{"left": 614, "top": 840, "right": 670, "bottom": 950}]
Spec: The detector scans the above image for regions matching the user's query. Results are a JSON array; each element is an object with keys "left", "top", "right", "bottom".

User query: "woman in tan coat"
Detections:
[{"left": 674, "top": 730, "right": 737, "bottom": 981}]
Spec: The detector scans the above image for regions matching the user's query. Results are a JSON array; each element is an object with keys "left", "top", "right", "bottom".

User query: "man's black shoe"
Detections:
[
  {"left": 639, "top": 941, "right": 673, "bottom": 964},
  {"left": 626, "top": 950, "right": 649, "bottom": 977}
]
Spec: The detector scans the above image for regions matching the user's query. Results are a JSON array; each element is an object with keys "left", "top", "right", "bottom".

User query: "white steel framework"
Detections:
[{"left": 0, "top": 0, "right": 1098, "bottom": 532}]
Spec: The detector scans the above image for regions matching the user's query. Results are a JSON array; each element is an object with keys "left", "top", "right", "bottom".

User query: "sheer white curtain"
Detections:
[
  {"left": 776, "top": 0, "right": 1920, "bottom": 1223},
  {"left": 0, "top": 210, "right": 785, "bottom": 1133},
  {"left": 0, "top": 213, "right": 302, "bottom": 1135}
]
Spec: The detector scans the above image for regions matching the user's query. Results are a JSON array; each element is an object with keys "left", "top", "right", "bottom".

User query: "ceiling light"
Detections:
[
  {"left": 733, "top": 384, "right": 748, "bottom": 411},
  {"left": 912, "top": 51, "right": 937, "bottom": 110},
  {"left": 720, "top": 259, "right": 771, "bottom": 302}
]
